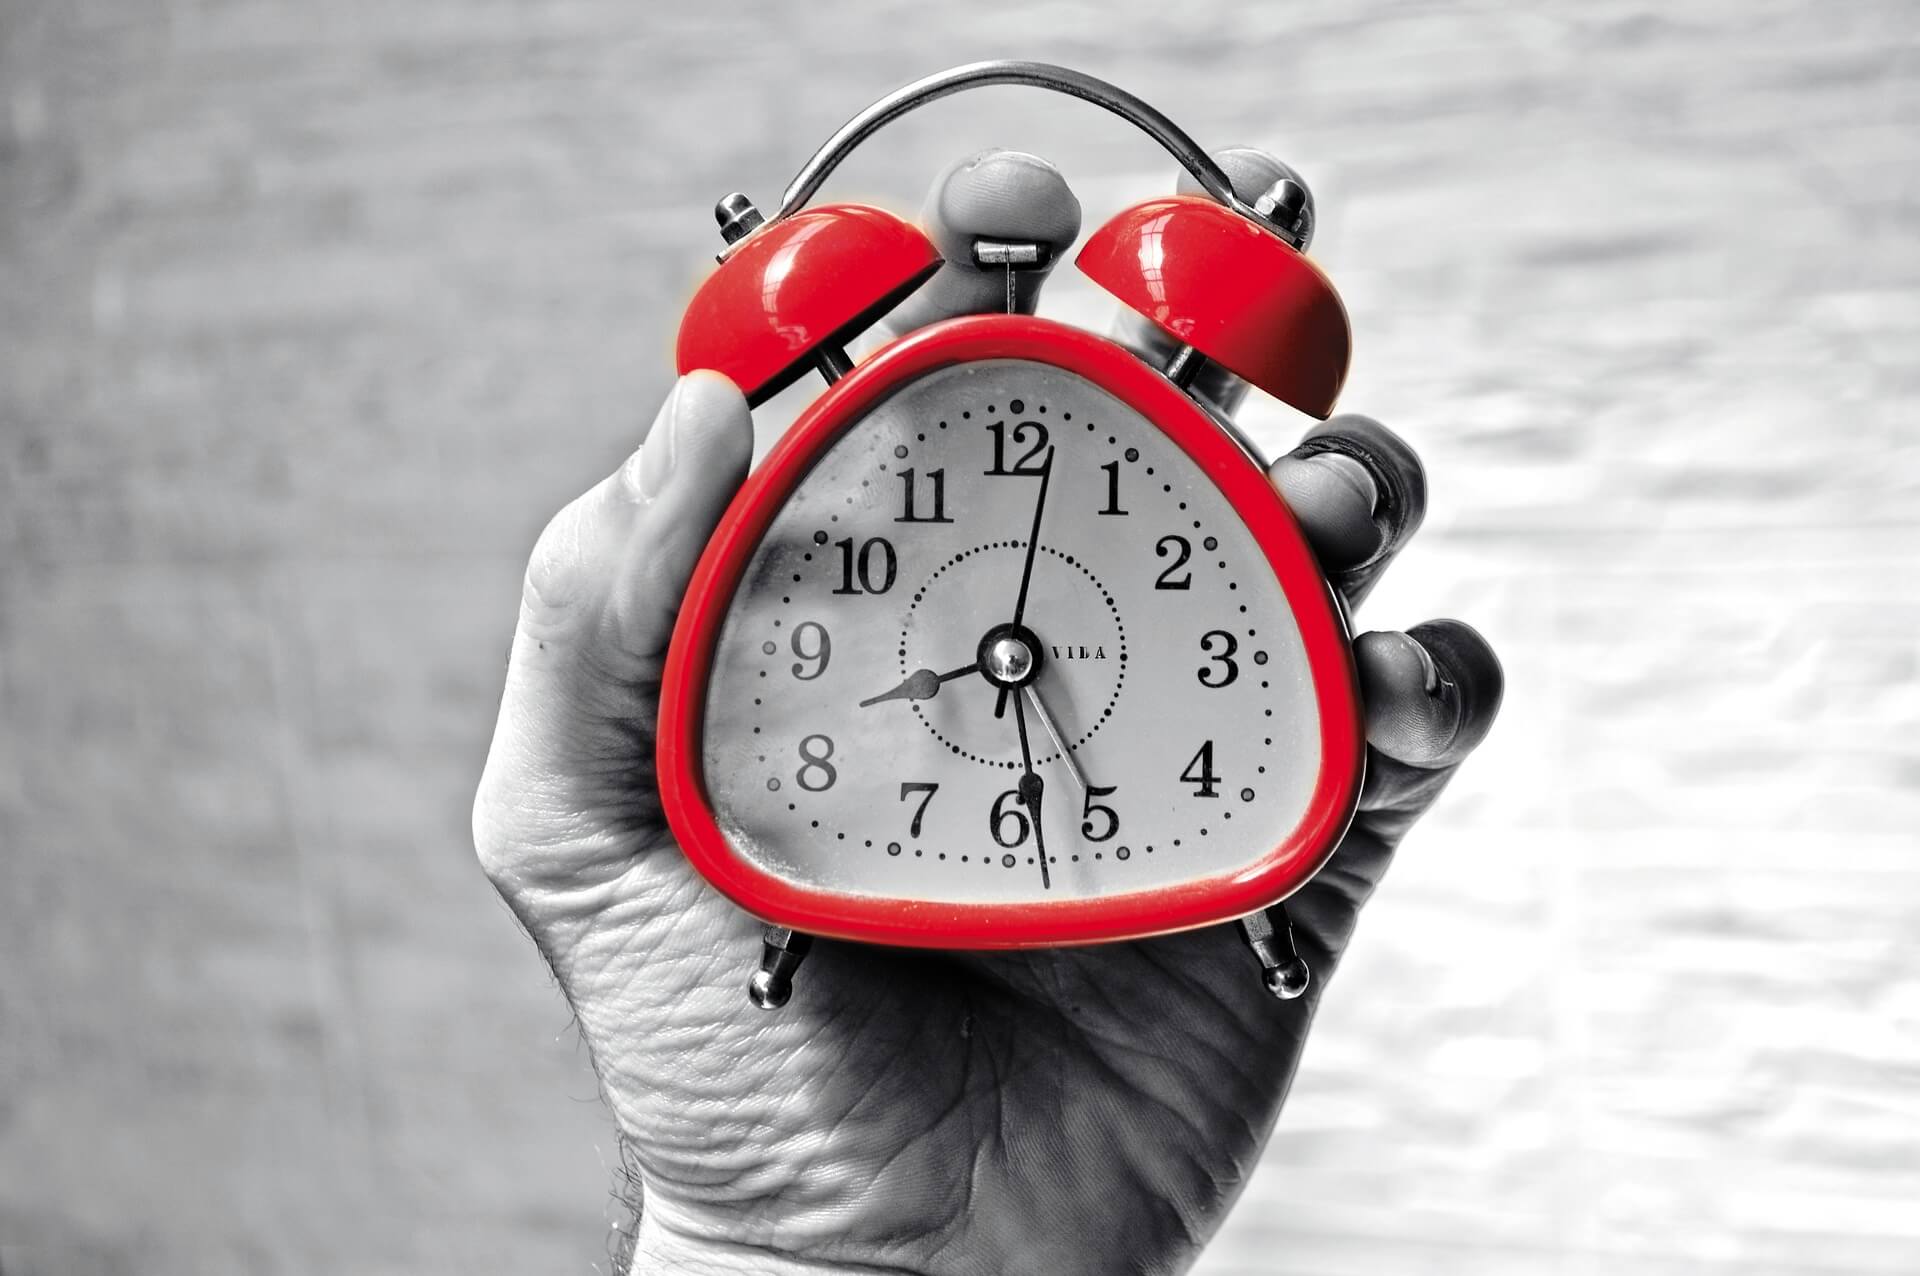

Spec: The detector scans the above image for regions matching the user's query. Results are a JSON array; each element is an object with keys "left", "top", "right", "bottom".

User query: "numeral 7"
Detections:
[{"left": 898, "top": 782, "right": 940, "bottom": 837}]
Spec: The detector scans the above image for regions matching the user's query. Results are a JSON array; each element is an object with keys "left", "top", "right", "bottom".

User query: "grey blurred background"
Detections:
[{"left": 3, "top": 1, "right": 1916, "bottom": 1273}]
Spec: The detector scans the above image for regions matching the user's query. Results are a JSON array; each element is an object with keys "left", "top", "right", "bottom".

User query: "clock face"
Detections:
[{"left": 662, "top": 318, "right": 1361, "bottom": 946}]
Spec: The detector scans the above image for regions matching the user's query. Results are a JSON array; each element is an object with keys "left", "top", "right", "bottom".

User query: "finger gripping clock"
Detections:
[{"left": 658, "top": 62, "right": 1365, "bottom": 1010}]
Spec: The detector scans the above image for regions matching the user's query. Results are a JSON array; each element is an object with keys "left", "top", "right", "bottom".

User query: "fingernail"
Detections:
[
  {"left": 1405, "top": 619, "right": 1505, "bottom": 762},
  {"left": 1312, "top": 452, "right": 1379, "bottom": 518},
  {"left": 933, "top": 150, "right": 1082, "bottom": 249},
  {"left": 636, "top": 379, "right": 686, "bottom": 501},
  {"left": 1399, "top": 631, "right": 1443, "bottom": 696}
]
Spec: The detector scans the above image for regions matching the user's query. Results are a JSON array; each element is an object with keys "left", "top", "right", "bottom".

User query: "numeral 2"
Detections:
[{"left": 1155, "top": 535, "right": 1192, "bottom": 589}]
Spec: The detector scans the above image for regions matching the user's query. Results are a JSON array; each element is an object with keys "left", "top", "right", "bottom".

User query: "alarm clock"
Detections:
[{"left": 658, "top": 62, "right": 1364, "bottom": 1009}]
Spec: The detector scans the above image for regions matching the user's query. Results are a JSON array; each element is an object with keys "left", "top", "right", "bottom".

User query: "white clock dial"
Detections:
[{"left": 700, "top": 359, "right": 1324, "bottom": 904}]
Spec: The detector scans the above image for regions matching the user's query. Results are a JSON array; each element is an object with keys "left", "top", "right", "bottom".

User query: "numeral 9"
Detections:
[{"left": 789, "top": 621, "right": 831, "bottom": 680}]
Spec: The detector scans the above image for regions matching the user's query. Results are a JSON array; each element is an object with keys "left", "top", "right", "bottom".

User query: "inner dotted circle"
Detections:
[{"left": 904, "top": 543, "right": 1128, "bottom": 770}]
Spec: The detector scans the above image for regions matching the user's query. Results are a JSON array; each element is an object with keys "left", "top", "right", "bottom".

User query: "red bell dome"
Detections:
[
  {"left": 1076, "top": 196, "right": 1350, "bottom": 418},
  {"left": 676, "top": 204, "right": 941, "bottom": 406}
]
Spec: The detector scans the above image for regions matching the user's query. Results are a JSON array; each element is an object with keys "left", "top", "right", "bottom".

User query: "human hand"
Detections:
[{"left": 472, "top": 148, "right": 1503, "bottom": 1276}]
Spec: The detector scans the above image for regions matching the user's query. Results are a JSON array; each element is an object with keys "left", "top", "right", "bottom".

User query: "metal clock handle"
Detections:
[{"left": 771, "top": 60, "right": 1256, "bottom": 224}]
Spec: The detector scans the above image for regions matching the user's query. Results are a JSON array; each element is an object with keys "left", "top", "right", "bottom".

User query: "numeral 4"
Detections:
[{"left": 1179, "top": 740, "right": 1219, "bottom": 798}]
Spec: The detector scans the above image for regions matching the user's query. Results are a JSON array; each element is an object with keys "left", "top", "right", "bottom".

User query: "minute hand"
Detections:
[
  {"left": 997, "top": 448, "right": 1056, "bottom": 720},
  {"left": 1009, "top": 448, "right": 1054, "bottom": 631}
]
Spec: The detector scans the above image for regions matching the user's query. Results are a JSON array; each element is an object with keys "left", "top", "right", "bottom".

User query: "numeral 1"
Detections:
[{"left": 1098, "top": 460, "right": 1128, "bottom": 516}]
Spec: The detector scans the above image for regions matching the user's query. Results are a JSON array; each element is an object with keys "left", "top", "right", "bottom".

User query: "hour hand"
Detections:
[{"left": 859, "top": 662, "right": 980, "bottom": 708}]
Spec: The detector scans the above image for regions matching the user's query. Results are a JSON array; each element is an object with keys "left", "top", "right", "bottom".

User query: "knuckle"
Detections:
[
  {"left": 471, "top": 754, "right": 560, "bottom": 890},
  {"left": 522, "top": 504, "right": 586, "bottom": 616},
  {"left": 470, "top": 768, "right": 573, "bottom": 909},
  {"left": 1319, "top": 414, "right": 1424, "bottom": 481},
  {"left": 518, "top": 492, "right": 622, "bottom": 644},
  {"left": 471, "top": 777, "right": 520, "bottom": 889}
]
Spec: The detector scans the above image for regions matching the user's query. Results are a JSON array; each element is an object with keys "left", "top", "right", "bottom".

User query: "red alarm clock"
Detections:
[{"left": 658, "top": 63, "right": 1363, "bottom": 1009}]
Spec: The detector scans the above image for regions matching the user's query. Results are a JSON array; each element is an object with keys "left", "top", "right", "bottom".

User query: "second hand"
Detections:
[{"left": 1022, "top": 683, "right": 1089, "bottom": 800}]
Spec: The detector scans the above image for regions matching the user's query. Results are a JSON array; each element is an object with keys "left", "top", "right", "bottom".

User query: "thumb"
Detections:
[{"left": 474, "top": 371, "right": 753, "bottom": 899}]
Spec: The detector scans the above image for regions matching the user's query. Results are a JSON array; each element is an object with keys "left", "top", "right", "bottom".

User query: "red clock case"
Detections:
[{"left": 657, "top": 314, "right": 1365, "bottom": 950}]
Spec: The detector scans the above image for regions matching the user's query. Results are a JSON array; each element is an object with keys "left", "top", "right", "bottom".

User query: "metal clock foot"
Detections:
[
  {"left": 1238, "top": 905, "right": 1310, "bottom": 1001},
  {"left": 748, "top": 924, "right": 814, "bottom": 1010}
]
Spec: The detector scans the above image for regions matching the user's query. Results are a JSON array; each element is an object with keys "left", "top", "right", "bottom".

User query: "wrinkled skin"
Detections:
[{"left": 473, "top": 149, "right": 1504, "bottom": 1276}]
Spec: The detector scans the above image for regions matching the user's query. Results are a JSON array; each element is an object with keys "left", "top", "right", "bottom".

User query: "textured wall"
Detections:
[{"left": 2, "top": 2, "right": 1916, "bottom": 1273}]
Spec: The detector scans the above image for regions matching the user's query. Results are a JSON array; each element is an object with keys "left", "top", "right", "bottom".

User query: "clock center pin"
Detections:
[{"left": 978, "top": 623, "right": 1045, "bottom": 690}]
